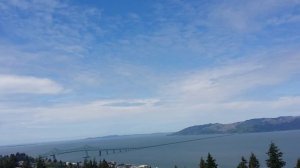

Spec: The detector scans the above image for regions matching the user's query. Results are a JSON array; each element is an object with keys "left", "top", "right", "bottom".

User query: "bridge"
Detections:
[{"left": 40, "top": 134, "right": 233, "bottom": 160}]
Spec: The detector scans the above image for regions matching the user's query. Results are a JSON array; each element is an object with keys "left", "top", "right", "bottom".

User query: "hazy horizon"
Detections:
[
  {"left": 0, "top": 115, "right": 298, "bottom": 146},
  {"left": 0, "top": 0, "right": 300, "bottom": 145}
]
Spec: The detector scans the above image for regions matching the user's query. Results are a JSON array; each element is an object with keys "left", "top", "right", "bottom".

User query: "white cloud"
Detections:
[
  {"left": 3, "top": 49, "right": 297, "bottom": 128},
  {"left": 0, "top": 98, "right": 162, "bottom": 134},
  {"left": 0, "top": 74, "right": 64, "bottom": 94},
  {"left": 0, "top": 0, "right": 103, "bottom": 58},
  {"left": 208, "top": 0, "right": 299, "bottom": 32},
  {"left": 176, "top": 96, "right": 300, "bottom": 125},
  {"left": 33, "top": 98, "right": 160, "bottom": 122},
  {"left": 1, "top": 95, "right": 300, "bottom": 134},
  {"left": 268, "top": 14, "right": 300, "bottom": 26},
  {"left": 164, "top": 50, "right": 300, "bottom": 103}
]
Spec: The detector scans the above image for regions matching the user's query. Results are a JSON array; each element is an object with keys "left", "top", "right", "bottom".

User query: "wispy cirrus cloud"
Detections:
[
  {"left": 0, "top": 0, "right": 103, "bottom": 58},
  {"left": 3, "top": 49, "right": 299, "bottom": 126},
  {"left": 1, "top": 95, "right": 300, "bottom": 144},
  {"left": 207, "top": 0, "right": 300, "bottom": 32},
  {"left": 164, "top": 49, "right": 300, "bottom": 103},
  {"left": 0, "top": 74, "right": 64, "bottom": 94}
]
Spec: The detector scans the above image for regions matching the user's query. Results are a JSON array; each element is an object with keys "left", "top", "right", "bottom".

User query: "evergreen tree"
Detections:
[
  {"left": 206, "top": 153, "right": 218, "bottom": 168},
  {"left": 83, "top": 159, "right": 92, "bottom": 168},
  {"left": 102, "top": 159, "right": 109, "bottom": 168},
  {"left": 59, "top": 160, "right": 65, "bottom": 168},
  {"left": 92, "top": 159, "right": 97, "bottom": 168},
  {"left": 67, "top": 162, "right": 74, "bottom": 168},
  {"left": 99, "top": 159, "right": 109, "bottom": 168},
  {"left": 36, "top": 157, "right": 46, "bottom": 168},
  {"left": 249, "top": 153, "right": 260, "bottom": 168},
  {"left": 9, "top": 154, "right": 17, "bottom": 168},
  {"left": 237, "top": 157, "right": 248, "bottom": 168},
  {"left": 22, "top": 160, "right": 31, "bottom": 168},
  {"left": 199, "top": 157, "right": 206, "bottom": 168},
  {"left": 266, "top": 142, "right": 286, "bottom": 168},
  {"left": 98, "top": 160, "right": 102, "bottom": 168},
  {"left": 296, "top": 158, "right": 300, "bottom": 168}
]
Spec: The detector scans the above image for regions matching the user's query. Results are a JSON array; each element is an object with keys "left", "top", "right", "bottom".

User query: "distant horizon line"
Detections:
[{"left": 0, "top": 115, "right": 299, "bottom": 147}]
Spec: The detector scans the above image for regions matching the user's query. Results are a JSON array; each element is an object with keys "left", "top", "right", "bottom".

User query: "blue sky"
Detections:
[{"left": 0, "top": 0, "right": 300, "bottom": 145}]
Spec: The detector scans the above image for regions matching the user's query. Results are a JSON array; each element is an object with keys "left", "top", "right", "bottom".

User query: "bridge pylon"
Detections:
[{"left": 83, "top": 150, "right": 90, "bottom": 159}]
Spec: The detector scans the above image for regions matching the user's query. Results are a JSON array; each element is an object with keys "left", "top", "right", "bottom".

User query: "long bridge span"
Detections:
[{"left": 40, "top": 134, "right": 234, "bottom": 160}]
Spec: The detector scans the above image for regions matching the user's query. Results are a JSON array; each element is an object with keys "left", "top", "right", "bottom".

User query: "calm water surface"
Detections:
[{"left": 1, "top": 130, "right": 300, "bottom": 168}]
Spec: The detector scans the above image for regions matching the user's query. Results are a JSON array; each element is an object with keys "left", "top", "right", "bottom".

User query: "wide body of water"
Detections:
[{"left": 1, "top": 130, "right": 300, "bottom": 168}]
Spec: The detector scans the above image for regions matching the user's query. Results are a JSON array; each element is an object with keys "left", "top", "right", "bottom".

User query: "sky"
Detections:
[{"left": 0, "top": 0, "right": 300, "bottom": 145}]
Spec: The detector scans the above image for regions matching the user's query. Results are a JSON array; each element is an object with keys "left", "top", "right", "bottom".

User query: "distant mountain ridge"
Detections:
[{"left": 172, "top": 116, "right": 300, "bottom": 135}]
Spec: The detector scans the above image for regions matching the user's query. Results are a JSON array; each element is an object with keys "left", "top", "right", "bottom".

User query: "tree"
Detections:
[
  {"left": 296, "top": 158, "right": 300, "bottom": 168},
  {"left": 266, "top": 142, "right": 286, "bottom": 168},
  {"left": 199, "top": 157, "right": 206, "bottom": 168},
  {"left": 99, "top": 159, "right": 109, "bottom": 168},
  {"left": 206, "top": 153, "right": 218, "bottom": 168},
  {"left": 249, "top": 153, "right": 260, "bottom": 168},
  {"left": 59, "top": 160, "right": 66, "bottom": 168},
  {"left": 102, "top": 159, "right": 109, "bottom": 168},
  {"left": 36, "top": 157, "right": 46, "bottom": 168},
  {"left": 83, "top": 159, "right": 95, "bottom": 168},
  {"left": 22, "top": 160, "right": 31, "bottom": 168},
  {"left": 92, "top": 159, "right": 97, "bottom": 168},
  {"left": 237, "top": 157, "right": 248, "bottom": 168},
  {"left": 98, "top": 160, "right": 102, "bottom": 168}
]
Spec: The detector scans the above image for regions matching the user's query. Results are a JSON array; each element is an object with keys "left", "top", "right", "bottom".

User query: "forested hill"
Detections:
[{"left": 172, "top": 116, "right": 300, "bottom": 135}]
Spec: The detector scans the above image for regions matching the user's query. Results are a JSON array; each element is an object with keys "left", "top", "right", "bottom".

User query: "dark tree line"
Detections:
[
  {"left": 82, "top": 159, "right": 109, "bottom": 168},
  {"left": 198, "top": 142, "right": 296, "bottom": 168},
  {"left": 0, "top": 153, "right": 110, "bottom": 168},
  {"left": 0, "top": 153, "right": 33, "bottom": 168}
]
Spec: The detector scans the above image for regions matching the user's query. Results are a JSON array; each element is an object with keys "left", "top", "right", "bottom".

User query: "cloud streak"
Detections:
[
  {"left": 163, "top": 49, "right": 300, "bottom": 103},
  {"left": 0, "top": 74, "right": 64, "bottom": 94}
]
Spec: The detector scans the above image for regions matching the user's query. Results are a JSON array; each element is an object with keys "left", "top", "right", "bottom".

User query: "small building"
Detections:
[
  {"left": 117, "top": 163, "right": 137, "bottom": 168},
  {"left": 138, "top": 165, "right": 151, "bottom": 168},
  {"left": 17, "top": 161, "right": 24, "bottom": 167}
]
